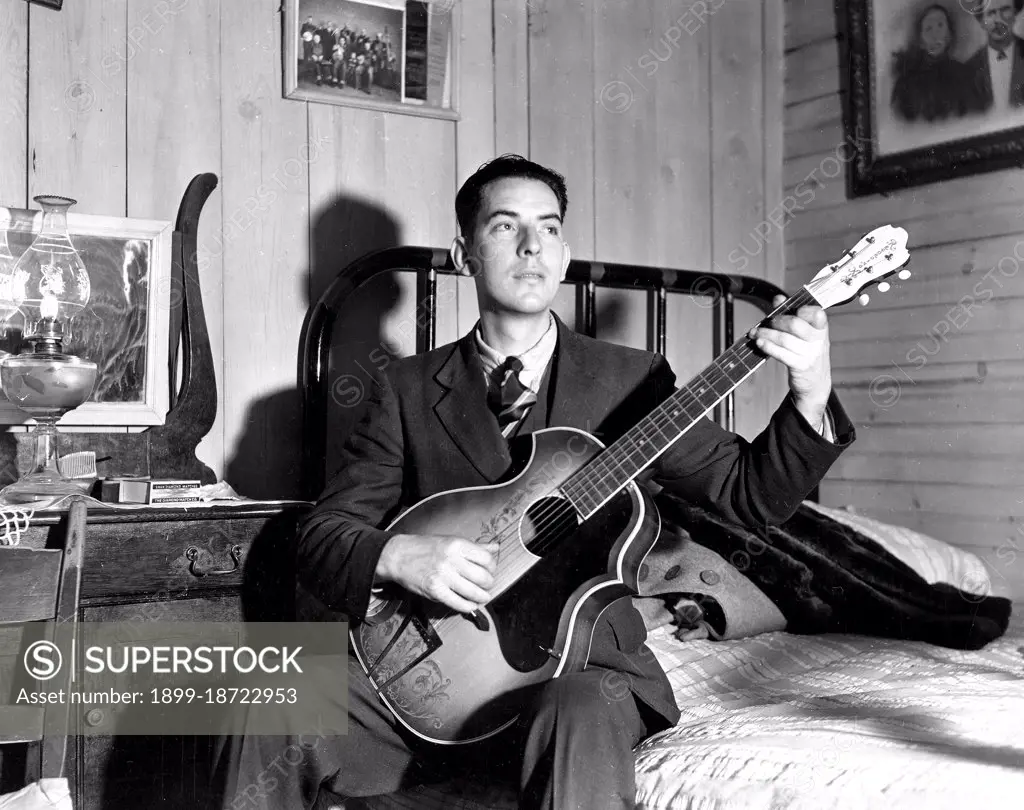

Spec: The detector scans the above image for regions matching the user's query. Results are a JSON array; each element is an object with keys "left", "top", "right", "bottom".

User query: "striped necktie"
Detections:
[{"left": 488, "top": 356, "right": 536, "bottom": 437}]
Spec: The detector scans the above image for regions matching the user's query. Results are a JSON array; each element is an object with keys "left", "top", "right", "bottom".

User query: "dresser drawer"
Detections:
[{"left": 80, "top": 512, "right": 300, "bottom": 600}]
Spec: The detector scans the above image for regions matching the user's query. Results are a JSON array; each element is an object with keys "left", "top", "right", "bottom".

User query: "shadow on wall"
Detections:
[
  {"left": 225, "top": 193, "right": 639, "bottom": 501},
  {"left": 225, "top": 195, "right": 402, "bottom": 500}
]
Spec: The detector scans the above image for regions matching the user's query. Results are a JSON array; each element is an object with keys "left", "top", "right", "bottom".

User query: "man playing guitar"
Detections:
[{"left": 216, "top": 154, "right": 853, "bottom": 809}]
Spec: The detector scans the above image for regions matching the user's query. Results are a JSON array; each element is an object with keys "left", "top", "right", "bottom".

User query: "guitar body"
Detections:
[{"left": 350, "top": 426, "right": 661, "bottom": 745}]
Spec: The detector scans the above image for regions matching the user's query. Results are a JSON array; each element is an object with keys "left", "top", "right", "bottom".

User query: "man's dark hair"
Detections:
[
  {"left": 455, "top": 154, "right": 569, "bottom": 239},
  {"left": 970, "top": 0, "right": 1024, "bottom": 18}
]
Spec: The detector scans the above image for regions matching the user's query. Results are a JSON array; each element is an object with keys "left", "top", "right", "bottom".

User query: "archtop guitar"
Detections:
[{"left": 351, "top": 225, "right": 911, "bottom": 744}]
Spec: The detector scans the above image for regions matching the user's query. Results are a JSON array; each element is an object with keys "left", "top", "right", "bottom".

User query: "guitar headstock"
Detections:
[{"left": 805, "top": 225, "right": 911, "bottom": 310}]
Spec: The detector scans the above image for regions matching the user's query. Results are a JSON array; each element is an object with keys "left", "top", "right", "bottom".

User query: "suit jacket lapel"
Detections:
[
  {"left": 1012, "top": 40, "right": 1024, "bottom": 105},
  {"left": 547, "top": 313, "right": 604, "bottom": 435},
  {"left": 433, "top": 334, "right": 512, "bottom": 482}
]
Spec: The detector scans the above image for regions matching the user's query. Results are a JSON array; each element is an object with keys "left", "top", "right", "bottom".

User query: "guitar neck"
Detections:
[{"left": 560, "top": 288, "right": 817, "bottom": 520}]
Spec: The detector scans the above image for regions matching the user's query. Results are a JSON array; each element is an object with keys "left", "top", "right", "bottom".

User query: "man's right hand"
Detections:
[{"left": 375, "top": 534, "right": 499, "bottom": 614}]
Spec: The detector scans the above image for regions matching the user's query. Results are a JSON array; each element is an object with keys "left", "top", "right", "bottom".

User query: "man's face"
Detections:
[
  {"left": 459, "top": 177, "right": 569, "bottom": 317},
  {"left": 980, "top": 0, "right": 1017, "bottom": 48}
]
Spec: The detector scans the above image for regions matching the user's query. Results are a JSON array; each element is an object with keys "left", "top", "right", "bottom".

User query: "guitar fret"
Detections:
[{"left": 650, "top": 416, "right": 674, "bottom": 445}]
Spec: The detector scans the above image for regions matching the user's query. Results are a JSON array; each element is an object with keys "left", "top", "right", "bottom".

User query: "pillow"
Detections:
[
  {"left": 635, "top": 519, "right": 787, "bottom": 640},
  {"left": 0, "top": 780, "right": 72, "bottom": 810},
  {"left": 802, "top": 501, "right": 991, "bottom": 596}
]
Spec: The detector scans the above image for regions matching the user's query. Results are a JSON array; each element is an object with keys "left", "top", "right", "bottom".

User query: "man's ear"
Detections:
[
  {"left": 450, "top": 236, "right": 472, "bottom": 276},
  {"left": 559, "top": 240, "right": 572, "bottom": 282}
]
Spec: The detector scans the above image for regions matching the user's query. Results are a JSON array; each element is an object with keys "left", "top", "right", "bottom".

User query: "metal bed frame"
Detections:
[{"left": 300, "top": 246, "right": 787, "bottom": 499}]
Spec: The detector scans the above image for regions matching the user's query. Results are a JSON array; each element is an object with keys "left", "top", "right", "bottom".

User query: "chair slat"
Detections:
[
  {"left": 0, "top": 549, "right": 62, "bottom": 624},
  {"left": 42, "top": 499, "right": 87, "bottom": 779},
  {"left": 0, "top": 706, "right": 45, "bottom": 743}
]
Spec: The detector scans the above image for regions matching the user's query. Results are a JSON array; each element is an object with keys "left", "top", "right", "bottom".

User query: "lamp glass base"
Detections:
[{"left": 0, "top": 471, "right": 91, "bottom": 504}]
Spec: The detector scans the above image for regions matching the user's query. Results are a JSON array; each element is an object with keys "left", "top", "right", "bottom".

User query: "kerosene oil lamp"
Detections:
[{"left": 0, "top": 196, "right": 97, "bottom": 502}]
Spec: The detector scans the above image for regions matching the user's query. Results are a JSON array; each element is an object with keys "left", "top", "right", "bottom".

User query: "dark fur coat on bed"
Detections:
[{"left": 649, "top": 492, "right": 1012, "bottom": 651}]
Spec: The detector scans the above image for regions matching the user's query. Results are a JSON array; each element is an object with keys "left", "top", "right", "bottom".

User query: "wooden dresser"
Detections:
[
  {"left": 1, "top": 500, "right": 310, "bottom": 809},
  {"left": 0, "top": 176, "right": 320, "bottom": 807}
]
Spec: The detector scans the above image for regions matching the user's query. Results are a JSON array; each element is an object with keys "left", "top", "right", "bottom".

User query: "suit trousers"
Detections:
[{"left": 212, "top": 655, "right": 656, "bottom": 810}]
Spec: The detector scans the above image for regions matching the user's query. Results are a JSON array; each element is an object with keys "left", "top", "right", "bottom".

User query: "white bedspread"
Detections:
[
  {"left": 636, "top": 614, "right": 1024, "bottom": 810},
  {"left": 347, "top": 613, "right": 1024, "bottom": 810}
]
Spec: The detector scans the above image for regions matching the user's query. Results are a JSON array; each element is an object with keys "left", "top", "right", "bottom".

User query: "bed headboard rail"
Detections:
[{"left": 301, "top": 246, "right": 786, "bottom": 499}]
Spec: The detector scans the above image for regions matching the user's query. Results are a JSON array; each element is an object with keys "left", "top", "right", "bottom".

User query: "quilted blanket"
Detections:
[
  {"left": 347, "top": 616, "right": 1024, "bottom": 810},
  {"left": 633, "top": 616, "right": 1024, "bottom": 809}
]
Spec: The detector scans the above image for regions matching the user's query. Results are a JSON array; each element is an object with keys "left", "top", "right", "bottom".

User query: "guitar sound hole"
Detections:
[{"left": 521, "top": 496, "right": 579, "bottom": 557}]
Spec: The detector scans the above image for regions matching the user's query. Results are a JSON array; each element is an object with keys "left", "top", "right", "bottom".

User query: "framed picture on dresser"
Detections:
[
  {"left": 0, "top": 207, "right": 173, "bottom": 427},
  {"left": 845, "top": 0, "right": 1024, "bottom": 196},
  {"left": 283, "top": 0, "right": 459, "bottom": 119}
]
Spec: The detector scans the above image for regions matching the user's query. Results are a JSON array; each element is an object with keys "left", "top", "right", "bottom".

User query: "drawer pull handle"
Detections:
[{"left": 185, "top": 544, "right": 242, "bottom": 578}]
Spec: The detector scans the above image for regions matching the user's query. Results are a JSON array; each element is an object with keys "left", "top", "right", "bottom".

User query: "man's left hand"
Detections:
[{"left": 749, "top": 294, "right": 832, "bottom": 429}]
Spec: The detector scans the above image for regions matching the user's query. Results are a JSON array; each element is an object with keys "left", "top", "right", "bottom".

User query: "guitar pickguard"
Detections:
[
  {"left": 490, "top": 489, "right": 635, "bottom": 672},
  {"left": 359, "top": 609, "right": 453, "bottom": 729}
]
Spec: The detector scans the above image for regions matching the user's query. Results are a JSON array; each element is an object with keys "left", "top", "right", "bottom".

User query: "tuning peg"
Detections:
[
  {"left": 898, "top": 269, "right": 911, "bottom": 280},
  {"left": 877, "top": 281, "right": 890, "bottom": 292},
  {"left": 859, "top": 293, "right": 870, "bottom": 306}
]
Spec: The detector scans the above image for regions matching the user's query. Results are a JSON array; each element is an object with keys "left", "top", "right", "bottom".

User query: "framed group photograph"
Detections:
[
  {"left": 845, "top": 0, "right": 1024, "bottom": 196},
  {"left": 0, "top": 207, "right": 172, "bottom": 427},
  {"left": 282, "top": 0, "right": 459, "bottom": 120}
]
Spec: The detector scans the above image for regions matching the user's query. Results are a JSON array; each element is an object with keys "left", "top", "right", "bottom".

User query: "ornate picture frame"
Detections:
[
  {"left": 845, "top": 0, "right": 1024, "bottom": 196},
  {"left": 0, "top": 207, "right": 172, "bottom": 427},
  {"left": 282, "top": 0, "right": 460, "bottom": 120}
]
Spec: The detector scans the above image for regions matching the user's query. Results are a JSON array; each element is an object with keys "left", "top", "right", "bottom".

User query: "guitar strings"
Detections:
[
  {"left": 429, "top": 344, "right": 771, "bottom": 635},
  {"left": 554, "top": 290, "right": 816, "bottom": 522},
  {"left": 509, "top": 288, "right": 822, "bottom": 557},
  {"left": 430, "top": 294, "right": 812, "bottom": 631},
  {"left": 427, "top": 289, "right": 822, "bottom": 630},
  {"left": 489, "top": 324, "right": 787, "bottom": 562},
  {"left": 506, "top": 248, "right": 883, "bottom": 566},
  {"left": 428, "top": 329, "right": 771, "bottom": 634},
  {"left": 561, "top": 288, "right": 819, "bottom": 510}
]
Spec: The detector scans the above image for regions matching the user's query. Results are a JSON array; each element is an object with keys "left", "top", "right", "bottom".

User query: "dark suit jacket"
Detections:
[
  {"left": 964, "top": 38, "right": 1024, "bottom": 112},
  {"left": 297, "top": 313, "right": 855, "bottom": 728}
]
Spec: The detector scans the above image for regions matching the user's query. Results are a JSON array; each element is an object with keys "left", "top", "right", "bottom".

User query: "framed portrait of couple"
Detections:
[{"left": 846, "top": 0, "right": 1024, "bottom": 196}]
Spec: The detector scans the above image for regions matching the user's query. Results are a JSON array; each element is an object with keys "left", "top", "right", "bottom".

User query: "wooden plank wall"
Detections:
[
  {"left": 0, "top": 0, "right": 785, "bottom": 507},
  {"left": 784, "top": 0, "right": 1024, "bottom": 599},
  {"left": 527, "top": 0, "right": 787, "bottom": 441}
]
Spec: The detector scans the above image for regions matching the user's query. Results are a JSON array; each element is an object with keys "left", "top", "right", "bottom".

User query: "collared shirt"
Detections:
[
  {"left": 474, "top": 313, "right": 558, "bottom": 397},
  {"left": 989, "top": 44, "right": 1014, "bottom": 115}
]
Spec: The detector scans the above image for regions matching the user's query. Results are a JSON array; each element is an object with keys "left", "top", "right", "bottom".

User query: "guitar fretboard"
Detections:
[{"left": 560, "top": 288, "right": 816, "bottom": 519}]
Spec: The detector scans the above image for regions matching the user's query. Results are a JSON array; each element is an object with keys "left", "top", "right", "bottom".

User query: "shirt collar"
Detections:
[
  {"left": 990, "top": 43, "right": 1013, "bottom": 62},
  {"left": 474, "top": 313, "right": 557, "bottom": 394}
]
